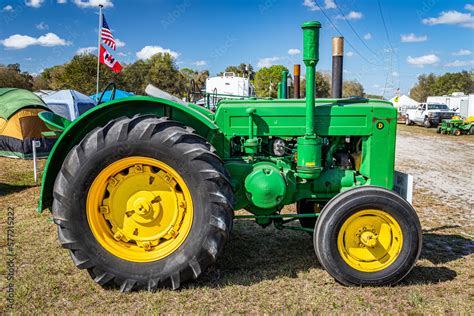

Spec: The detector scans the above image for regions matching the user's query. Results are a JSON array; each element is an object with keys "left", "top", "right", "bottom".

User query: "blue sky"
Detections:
[{"left": 0, "top": 0, "right": 473, "bottom": 97}]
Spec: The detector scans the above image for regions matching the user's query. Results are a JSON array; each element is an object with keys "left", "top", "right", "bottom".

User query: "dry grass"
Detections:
[{"left": 1, "top": 126, "right": 473, "bottom": 314}]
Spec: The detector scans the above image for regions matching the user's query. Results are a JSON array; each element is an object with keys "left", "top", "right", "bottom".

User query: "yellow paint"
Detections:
[
  {"left": 86, "top": 157, "right": 193, "bottom": 262},
  {"left": 337, "top": 209, "right": 403, "bottom": 272}
]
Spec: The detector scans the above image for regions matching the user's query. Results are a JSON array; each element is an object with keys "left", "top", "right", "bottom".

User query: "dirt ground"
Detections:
[{"left": 0, "top": 124, "right": 473, "bottom": 314}]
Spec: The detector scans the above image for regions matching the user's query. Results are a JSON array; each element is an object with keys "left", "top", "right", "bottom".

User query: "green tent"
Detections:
[{"left": 0, "top": 88, "right": 57, "bottom": 159}]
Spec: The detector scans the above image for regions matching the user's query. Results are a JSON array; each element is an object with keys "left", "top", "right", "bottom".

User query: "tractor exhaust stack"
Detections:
[
  {"left": 331, "top": 36, "right": 344, "bottom": 98},
  {"left": 293, "top": 64, "right": 301, "bottom": 99}
]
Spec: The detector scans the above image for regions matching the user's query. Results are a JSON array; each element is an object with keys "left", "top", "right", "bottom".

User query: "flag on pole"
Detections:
[
  {"left": 101, "top": 13, "right": 116, "bottom": 50},
  {"left": 99, "top": 44, "right": 123, "bottom": 73}
]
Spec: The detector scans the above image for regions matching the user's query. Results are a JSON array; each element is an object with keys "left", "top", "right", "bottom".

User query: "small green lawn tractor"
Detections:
[
  {"left": 38, "top": 22, "right": 421, "bottom": 292},
  {"left": 437, "top": 116, "right": 474, "bottom": 136}
]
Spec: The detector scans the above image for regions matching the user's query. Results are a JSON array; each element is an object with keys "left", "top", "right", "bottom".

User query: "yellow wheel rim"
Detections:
[
  {"left": 337, "top": 209, "right": 403, "bottom": 272},
  {"left": 86, "top": 156, "right": 193, "bottom": 262}
]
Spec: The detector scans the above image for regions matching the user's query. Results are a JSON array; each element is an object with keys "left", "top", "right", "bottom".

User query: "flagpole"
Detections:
[{"left": 96, "top": 4, "right": 103, "bottom": 100}]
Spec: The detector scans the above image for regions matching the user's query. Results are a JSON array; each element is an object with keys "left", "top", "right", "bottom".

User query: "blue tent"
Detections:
[
  {"left": 41, "top": 90, "right": 97, "bottom": 121},
  {"left": 90, "top": 89, "right": 134, "bottom": 102}
]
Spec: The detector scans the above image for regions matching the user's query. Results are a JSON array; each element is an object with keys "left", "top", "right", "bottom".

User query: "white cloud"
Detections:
[
  {"left": 73, "top": 0, "right": 113, "bottom": 8},
  {"left": 57, "top": 0, "right": 67, "bottom": 3},
  {"left": 1, "top": 33, "right": 71, "bottom": 49},
  {"left": 406, "top": 54, "right": 440, "bottom": 67},
  {"left": 324, "top": 0, "right": 336, "bottom": 9},
  {"left": 465, "top": 4, "right": 474, "bottom": 11},
  {"left": 288, "top": 48, "right": 301, "bottom": 55},
  {"left": 452, "top": 48, "right": 472, "bottom": 56},
  {"left": 35, "top": 22, "right": 48, "bottom": 30},
  {"left": 345, "top": 51, "right": 354, "bottom": 57},
  {"left": 136, "top": 45, "right": 179, "bottom": 60},
  {"left": 422, "top": 10, "right": 474, "bottom": 28},
  {"left": 76, "top": 46, "right": 97, "bottom": 55},
  {"left": 303, "top": 0, "right": 318, "bottom": 11},
  {"left": 400, "top": 33, "right": 427, "bottom": 42},
  {"left": 391, "top": 71, "right": 399, "bottom": 76},
  {"left": 363, "top": 33, "right": 372, "bottom": 40},
  {"left": 336, "top": 11, "right": 363, "bottom": 20},
  {"left": 2, "top": 5, "right": 13, "bottom": 11},
  {"left": 257, "top": 56, "right": 280, "bottom": 68},
  {"left": 444, "top": 60, "right": 474, "bottom": 67},
  {"left": 302, "top": 0, "right": 336, "bottom": 11},
  {"left": 25, "top": 0, "right": 44, "bottom": 8},
  {"left": 193, "top": 60, "right": 206, "bottom": 66},
  {"left": 115, "top": 38, "right": 125, "bottom": 48}
]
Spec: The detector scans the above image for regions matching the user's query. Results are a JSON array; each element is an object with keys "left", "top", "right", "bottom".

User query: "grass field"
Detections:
[{"left": 1, "top": 125, "right": 473, "bottom": 314}]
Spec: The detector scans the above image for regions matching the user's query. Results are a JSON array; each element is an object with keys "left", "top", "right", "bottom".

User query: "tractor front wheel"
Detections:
[
  {"left": 52, "top": 115, "right": 234, "bottom": 291},
  {"left": 314, "top": 186, "right": 422, "bottom": 286},
  {"left": 453, "top": 129, "right": 461, "bottom": 136}
]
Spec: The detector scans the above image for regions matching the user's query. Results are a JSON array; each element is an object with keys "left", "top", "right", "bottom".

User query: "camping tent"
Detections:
[
  {"left": 40, "top": 90, "right": 97, "bottom": 121},
  {"left": 90, "top": 89, "right": 134, "bottom": 102},
  {"left": 389, "top": 95, "right": 419, "bottom": 109},
  {"left": 0, "top": 88, "right": 57, "bottom": 159}
]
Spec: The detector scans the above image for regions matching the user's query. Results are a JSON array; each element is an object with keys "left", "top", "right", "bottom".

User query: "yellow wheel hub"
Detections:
[
  {"left": 337, "top": 209, "right": 403, "bottom": 272},
  {"left": 87, "top": 157, "right": 193, "bottom": 262}
]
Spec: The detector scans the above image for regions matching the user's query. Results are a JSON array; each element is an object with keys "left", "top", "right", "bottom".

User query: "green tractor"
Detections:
[
  {"left": 437, "top": 116, "right": 474, "bottom": 136},
  {"left": 38, "top": 22, "right": 421, "bottom": 291}
]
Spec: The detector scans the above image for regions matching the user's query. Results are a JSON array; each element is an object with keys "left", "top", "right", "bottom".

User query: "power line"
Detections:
[
  {"left": 333, "top": 0, "right": 382, "bottom": 62},
  {"left": 314, "top": 1, "right": 383, "bottom": 68},
  {"left": 377, "top": 0, "right": 399, "bottom": 97}
]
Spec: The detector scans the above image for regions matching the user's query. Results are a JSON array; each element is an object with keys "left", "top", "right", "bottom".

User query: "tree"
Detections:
[
  {"left": 253, "top": 65, "right": 288, "bottom": 98},
  {"left": 432, "top": 71, "right": 474, "bottom": 96},
  {"left": 0, "top": 64, "right": 33, "bottom": 90},
  {"left": 409, "top": 73, "right": 437, "bottom": 102},
  {"left": 342, "top": 80, "right": 364, "bottom": 98},
  {"left": 300, "top": 71, "right": 331, "bottom": 98},
  {"left": 146, "top": 53, "right": 186, "bottom": 97},
  {"left": 219, "top": 63, "right": 255, "bottom": 79},
  {"left": 121, "top": 59, "right": 151, "bottom": 94}
]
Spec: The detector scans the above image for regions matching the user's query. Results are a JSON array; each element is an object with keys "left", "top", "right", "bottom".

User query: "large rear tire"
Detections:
[
  {"left": 314, "top": 186, "right": 422, "bottom": 286},
  {"left": 52, "top": 115, "right": 234, "bottom": 291}
]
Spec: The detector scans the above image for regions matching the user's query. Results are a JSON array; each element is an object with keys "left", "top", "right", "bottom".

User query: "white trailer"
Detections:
[
  {"left": 427, "top": 92, "right": 468, "bottom": 112},
  {"left": 205, "top": 72, "right": 255, "bottom": 97}
]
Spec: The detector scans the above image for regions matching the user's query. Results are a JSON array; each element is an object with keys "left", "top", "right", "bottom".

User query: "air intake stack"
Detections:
[{"left": 296, "top": 21, "right": 323, "bottom": 180}]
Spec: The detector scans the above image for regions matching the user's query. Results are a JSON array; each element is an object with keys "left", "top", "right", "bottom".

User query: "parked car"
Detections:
[{"left": 405, "top": 103, "right": 455, "bottom": 128}]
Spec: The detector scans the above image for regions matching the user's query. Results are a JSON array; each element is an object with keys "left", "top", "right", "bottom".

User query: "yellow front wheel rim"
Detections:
[
  {"left": 337, "top": 209, "right": 403, "bottom": 272},
  {"left": 86, "top": 157, "right": 193, "bottom": 262}
]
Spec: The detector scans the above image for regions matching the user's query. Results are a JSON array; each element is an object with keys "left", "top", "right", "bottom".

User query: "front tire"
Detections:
[
  {"left": 52, "top": 115, "right": 234, "bottom": 291},
  {"left": 314, "top": 186, "right": 422, "bottom": 286},
  {"left": 423, "top": 117, "right": 431, "bottom": 128}
]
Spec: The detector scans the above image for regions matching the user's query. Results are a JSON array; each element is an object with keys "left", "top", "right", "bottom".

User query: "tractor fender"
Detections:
[{"left": 38, "top": 96, "right": 219, "bottom": 213}]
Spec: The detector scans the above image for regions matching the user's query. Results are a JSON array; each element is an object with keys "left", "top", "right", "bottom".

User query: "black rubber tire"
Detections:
[
  {"left": 296, "top": 199, "right": 323, "bottom": 231},
  {"left": 52, "top": 115, "right": 234, "bottom": 292},
  {"left": 314, "top": 186, "right": 422, "bottom": 286},
  {"left": 453, "top": 129, "right": 461, "bottom": 136},
  {"left": 405, "top": 116, "right": 411, "bottom": 126},
  {"left": 469, "top": 126, "right": 474, "bottom": 135},
  {"left": 436, "top": 127, "right": 441, "bottom": 134},
  {"left": 423, "top": 117, "right": 431, "bottom": 128}
]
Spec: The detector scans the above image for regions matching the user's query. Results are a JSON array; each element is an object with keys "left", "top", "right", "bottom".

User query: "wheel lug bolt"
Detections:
[
  {"left": 113, "top": 231, "right": 123, "bottom": 241},
  {"left": 142, "top": 241, "right": 151, "bottom": 250},
  {"left": 100, "top": 206, "right": 109, "bottom": 214}
]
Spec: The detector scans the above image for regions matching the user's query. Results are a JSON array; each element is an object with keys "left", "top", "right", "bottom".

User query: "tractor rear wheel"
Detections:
[
  {"left": 52, "top": 115, "right": 234, "bottom": 291},
  {"left": 314, "top": 186, "right": 422, "bottom": 286},
  {"left": 453, "top": 129, "right": 461, "bottom": 136},
  {"left": 469, "top": 126, "right": 474, "bottom": 135}
]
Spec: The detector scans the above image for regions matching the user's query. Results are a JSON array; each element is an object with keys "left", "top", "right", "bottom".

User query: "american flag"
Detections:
[{"left": 101, "top": 14, "right": 116, "bottom": 50}]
